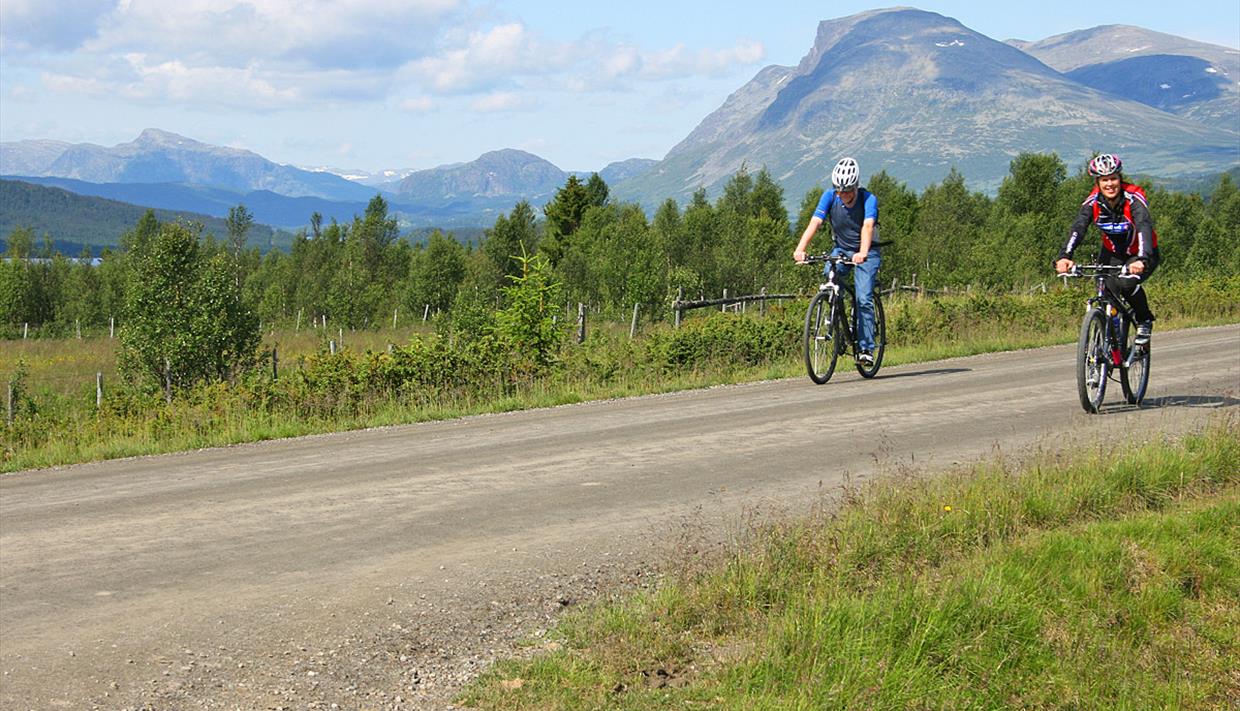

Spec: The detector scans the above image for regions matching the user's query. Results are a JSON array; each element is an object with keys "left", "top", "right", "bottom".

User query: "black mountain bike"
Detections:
[
  {"left": 1063, "top": 264, "right": 1150, "bottom": 413},
  {"left": 801, "top": 254, "right": 887, "bottom": 384}
]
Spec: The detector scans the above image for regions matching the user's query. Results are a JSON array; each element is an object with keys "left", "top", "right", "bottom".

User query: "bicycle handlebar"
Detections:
[
  {"left": 800, "top": 253, "right": 854, "bottom": 265},
  {"left": 1061, "top": 264, "right": 1127, "bottom": 278}
]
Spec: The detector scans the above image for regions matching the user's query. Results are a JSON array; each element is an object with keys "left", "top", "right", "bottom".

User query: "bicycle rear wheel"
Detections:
[
  {"left": 1120, "top": 319, "right": 1150, "bottom": 405},
  {"left": 1076, "top": 309, "right": 1109, "bottom": 413},
  {"left": 855, "top": 292, "right": 886, "bottom": 378},
  {"left": 804, "top": 290, "right": 840, "bottom": 384}
]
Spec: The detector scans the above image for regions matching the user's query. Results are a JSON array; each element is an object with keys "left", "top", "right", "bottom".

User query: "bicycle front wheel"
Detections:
[
  {"left": 1120, "top": 320, "right": 1150, "bottom": 405},
  {"left": 855, "top": 292, "right": 886, "bottom": 379},
  {"left": 1076, "top": 309, "right": 1109, "bottom": 413},
  {"left": 804, "top": 290, "right": 840, "bottom": 384}
]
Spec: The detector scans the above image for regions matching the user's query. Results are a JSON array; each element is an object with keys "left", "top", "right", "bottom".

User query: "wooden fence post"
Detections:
[
  {"left": 338, "top": 327, "right": 343, "bottom": 349},
  {"left": 96, "top": 372, "right": 103, "bottom": 409},
  {"left": 674, "top": 287, "right": 683, "bottom": 329},
  {"left": 295, "top": 308, "right": 302, "bottom": 333},
  {"left": 760, "top": 287, "right": 767, "bottom": 317},
  {"left": 23, "top": 323, "right": 28, "bottom": 339},
  {"left": 271, "top": 348, "right": 278, "bottom": 381},
  {"left": 630, "top": 303, "right": 640, "bottom": 339},
  {"left": 110, "top": 316, "right": 115, "bottom": 339},
  {"left": 393, "top": 307, "right": 399, "bottom": 329},
  {"left": 576, "top": 303, "right": 586, "bottom": 344},
  {"left": 5, "top": 381, "right": 12, "bottom": 425},
  {"left": 163, "top": 358, "right": 172, "bottom": 404},
  {"left": 721, "top": 288, "right": 728, "bottom": 312},
  {"left": 423, "top": 304, "right": 430, "bottom": 322},
  {"left": 76, "top": 319, "right": 81, "bottom": 339}
]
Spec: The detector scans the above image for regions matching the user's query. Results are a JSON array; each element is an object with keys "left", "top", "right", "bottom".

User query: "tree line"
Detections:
[{"left": 4, "top": 152, "right": 1238, "bottom": 343}]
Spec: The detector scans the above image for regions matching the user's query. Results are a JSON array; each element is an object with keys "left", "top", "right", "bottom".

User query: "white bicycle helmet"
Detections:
[
  {"left": 831, "top": 157, "right": 860, "bottom": 190},
  {"left": 1087, "top": 153, "right": 1122, "bottom": 178}
]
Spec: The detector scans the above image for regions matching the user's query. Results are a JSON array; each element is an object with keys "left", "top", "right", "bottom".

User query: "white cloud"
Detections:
[
  {"left": 565, "top": 38, "right": 765, "bottom": 91},
  {"left": 10, "top": 2, "right": 764, "bottom": 111},
  {"left": 42, "top": 52, "right": 390, "bottom": 110},
  {"left": 407, "top": 24, "right": 764, "bottom": 95},
  {"left": 89, "top": 0, "right": 464, "bottom": 69},
  {"left": 404, "top": 22, "right": 578, "bottom": 94},
  {"left": 0, "top": 0, "right": 116, "bottom": 52}
]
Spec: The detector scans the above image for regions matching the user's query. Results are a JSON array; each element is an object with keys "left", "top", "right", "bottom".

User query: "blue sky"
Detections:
[{"left": 2, "top": 1, "right": 1237, "bottom": 174}]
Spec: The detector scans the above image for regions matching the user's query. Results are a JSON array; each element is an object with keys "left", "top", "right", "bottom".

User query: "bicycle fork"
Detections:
[{"left": 815, "top": 284, "right": 838, "bottom": 346}]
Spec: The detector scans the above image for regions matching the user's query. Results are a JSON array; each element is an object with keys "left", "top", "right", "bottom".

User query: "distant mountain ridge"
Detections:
[
  {"left": 0, "top": 129, "right": 378, "bottom": 202},
  {"left": 612, "top": 8, "right": 1238, "bottom": 207},
  {"left": 1008, "top": 25, "right": 1240, "bottom": 132},
  {"left": 1006, "top": 24, "right": 1239, "bottom": 73},
  {"left": 0, "top": 178, "right": 289, "bottom": 253},
  {"left": 5, "top": 175, "right": 380, "bottom": 231},
  {"left": 0, "top": 134, "right": 661, "bottom": 231},
  {"left": 598, "top": 158, "right": 660, "bottom": 185},
  {"left": 397, "top": 149, "right": 566, "bottom": 201}
]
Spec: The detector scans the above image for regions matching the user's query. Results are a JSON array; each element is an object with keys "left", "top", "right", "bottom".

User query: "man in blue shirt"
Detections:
[{"left": 793, "top": 157, "right": 881, "bottom": 365}]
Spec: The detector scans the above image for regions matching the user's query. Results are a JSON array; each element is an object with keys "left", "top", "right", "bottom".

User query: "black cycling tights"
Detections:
[{"left": 1102, "top": 254, "right": 1156, "bottom": 323}]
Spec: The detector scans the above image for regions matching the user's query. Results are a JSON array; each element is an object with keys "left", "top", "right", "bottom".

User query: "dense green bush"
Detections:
[
  {"left": 644, "top": 309, "right": 800, "bottom": 370},
  {"left": 118, "top": 221, "right": 259, "bottom": 390}
]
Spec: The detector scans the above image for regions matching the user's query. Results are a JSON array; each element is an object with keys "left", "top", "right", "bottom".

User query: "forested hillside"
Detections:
[
  {"left": 0, "top": 179, "right": 289, "bottom": 254},
  {"left": 3, "top": 155, "right": 1238, "bottom": 338}
]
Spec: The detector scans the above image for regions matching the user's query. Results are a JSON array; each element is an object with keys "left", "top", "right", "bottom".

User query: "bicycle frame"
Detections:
[
  {"left": 1071, "top": 265, "right": 1141, "bottom": 370},
  {"left": 808, "top": 255, "right": 860, "bottom": 354},
  {"left": 1063, "top": 262, "right": 1151, "bottom": 412},
  {"left": 800, "top": 252, "right": 887, "bottom": 384}
]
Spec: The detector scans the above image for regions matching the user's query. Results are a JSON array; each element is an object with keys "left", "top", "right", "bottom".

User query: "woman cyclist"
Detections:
[{"left": 1055, "top": 154, "right": 1160, "bottom": 345}]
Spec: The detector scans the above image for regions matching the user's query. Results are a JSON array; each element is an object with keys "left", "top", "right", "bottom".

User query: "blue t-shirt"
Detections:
[{"left": 813, "top": 188, "right": 879, "bottom": 253}]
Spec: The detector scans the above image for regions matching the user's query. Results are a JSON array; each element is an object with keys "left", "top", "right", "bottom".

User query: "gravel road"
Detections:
[{"left": 2, "top": 325, "right": 1237, "bottom": 710}]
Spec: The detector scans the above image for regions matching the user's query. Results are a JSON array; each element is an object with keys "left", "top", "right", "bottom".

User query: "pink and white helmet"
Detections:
[{"left": 1087, "top": 154, "right": 1123, "bottom": 178}]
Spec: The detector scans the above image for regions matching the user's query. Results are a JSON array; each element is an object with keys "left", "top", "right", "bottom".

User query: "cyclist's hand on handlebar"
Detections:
[
  {"left": 851, "top": 251, "right": 867, "bottom": 265},
  {"left": 1056, "top": 258, "right": 1074, "bottom": 274},
  {"left": 794, "top": 249, "right": 807, "bottom": 264},
  {"left": 1128, "top": 260, "right": 1145, "bottom": 275}
]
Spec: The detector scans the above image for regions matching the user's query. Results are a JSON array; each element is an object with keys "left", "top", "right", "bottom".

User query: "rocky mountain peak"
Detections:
[
  {"left": 133, "top": 128, "right": 198, "bottom": 148},
  {"left": 618, "top": 8, "right": 1238, "bottom": 207}
]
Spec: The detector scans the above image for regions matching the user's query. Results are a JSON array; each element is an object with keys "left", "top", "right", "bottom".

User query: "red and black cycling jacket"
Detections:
[{"left": 1060, "top": 183, "right": 1159, "bottom": 263}]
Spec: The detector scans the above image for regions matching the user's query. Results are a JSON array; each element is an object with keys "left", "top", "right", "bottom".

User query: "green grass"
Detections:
[
  {"left": 460, "top": 419, "right": 1240, "bottom": 710},
  {"left": 2, "top": 280, "right": 1238, "bottom": 473},
  {"left": 0, "top": 324, "right": 434, "bottom": 401}
]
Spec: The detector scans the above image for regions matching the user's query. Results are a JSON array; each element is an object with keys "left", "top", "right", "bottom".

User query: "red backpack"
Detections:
[{"left": 1087, "top": 183, "right": 1159, "bottom": 255}]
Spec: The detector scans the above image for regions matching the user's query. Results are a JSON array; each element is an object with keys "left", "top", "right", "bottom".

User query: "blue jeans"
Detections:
[{"left": 826, "top": 247, "right": 881, "bottom": 352}]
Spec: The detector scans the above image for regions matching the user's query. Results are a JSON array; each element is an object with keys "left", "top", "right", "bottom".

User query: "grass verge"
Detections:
[
  {"left": 3, "top": 280, "right": 1237, "bottom": 472},
  {"left": 460, "top": 418, "right": 1240, "bottom": 710}
]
